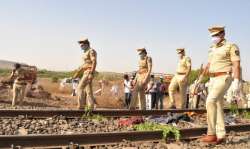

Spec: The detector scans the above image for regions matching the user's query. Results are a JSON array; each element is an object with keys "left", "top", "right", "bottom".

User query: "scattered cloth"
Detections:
[
  {"left": 225, "top": 114, "right": 236, "bottom": 125},
  {"left": 118, "top": 116, "right": 144, "bottom": 127},
  {"left": 146, "top": 113, "right": 191, "bottom": 125}
]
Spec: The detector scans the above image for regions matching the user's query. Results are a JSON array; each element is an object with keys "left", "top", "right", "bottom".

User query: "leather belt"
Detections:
[
  {"left": 138, "top": 69, "right": 148, "bottom": 74},
  {"left": 15, "top": 82, "right": 27, "bottom": 85},
  {"left": 84, "top": 67, "right": 92, "bottom": 70},
  {"left": 209, "top": 72, "right": 231, "bottom": 77}
]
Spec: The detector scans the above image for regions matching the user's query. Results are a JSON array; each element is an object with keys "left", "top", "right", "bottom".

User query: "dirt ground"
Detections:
[
  {"left": 0, "top": 78, "right": 176, "bottom": 109},
  {"left": 1, "top": 77, "right": 246, "bottom": 110},
  {"left": 0, "top": 76, "right": 183, "bottom": 109}
]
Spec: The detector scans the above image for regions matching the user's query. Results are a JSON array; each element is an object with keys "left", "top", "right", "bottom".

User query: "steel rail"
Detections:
[
  {"left": 0, "top": 124, "right": 249, "bottom": 148},
  {"left": 0, "top": 108, "right": 249, "bottom": 118}
]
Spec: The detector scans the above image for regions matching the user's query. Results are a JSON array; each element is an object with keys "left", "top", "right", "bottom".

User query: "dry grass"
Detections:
[
  {"left": 37, "top": 78, "right": 125, "bottom": 108},
  {"left": 38, "top": 78, "right": 72, "bottom": 94},
  {"left": 1, "top": 76, "right": 181, "bottom": 109}
]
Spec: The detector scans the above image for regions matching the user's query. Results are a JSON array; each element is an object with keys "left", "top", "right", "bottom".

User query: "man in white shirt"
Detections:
[{"left": 124, "top": 74, "right": 132, "bottom": 108}]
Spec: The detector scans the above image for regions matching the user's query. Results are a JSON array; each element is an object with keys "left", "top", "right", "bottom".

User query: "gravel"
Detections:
[
  {"left": 0, "top": 113, "right": 249, "bottom": 135},
  {"left": 0, "top": 116, "right": 134, "bottom": 135},
  {"left": 0, "top": 115, "right": 249, "bottom": 148}
]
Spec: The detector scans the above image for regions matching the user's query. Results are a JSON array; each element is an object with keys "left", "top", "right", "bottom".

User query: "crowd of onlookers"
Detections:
[
  {"left": 123, "top": 74, "right": 250, "bottom": 109},
  {"left": 58, "top": 73, "right": 250, "bottom": 109},
  {"left": 123, "top": 74, "right": 166, "bottom": 110}
]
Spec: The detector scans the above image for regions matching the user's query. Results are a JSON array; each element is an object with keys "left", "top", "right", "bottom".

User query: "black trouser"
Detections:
[
  {"left": 157, "top": 94, "right": 164, "bottom": 109},
  {"left": 72, "top": 89, "right": 76, "bottom": 96},
  {"left": 125, "top": 93, "right": 132, "bottom": 108},
  {"left": 186, "top": 94, "right": 189, "bottom": 109},
  {"left": 195, "top": 95, "right": 200, "bottom": 109},
  {"left": 150, "top": 92, "right": 157, "bottom": 109}
]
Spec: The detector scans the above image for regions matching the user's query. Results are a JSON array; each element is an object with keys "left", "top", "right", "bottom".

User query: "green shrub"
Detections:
[
  {"left": 51, "top": 77, "right": 59, "bottom": 83},
  {"left": 133, "top": 122, "right": 180, "bottom": 140},
  {"left": 188, "top": 69, "right": 209, "bottom": 85}
]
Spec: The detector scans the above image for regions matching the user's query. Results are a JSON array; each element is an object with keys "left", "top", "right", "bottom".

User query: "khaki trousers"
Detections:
[
  {"left": 168, "top": 74, "right": 188, "bottom": 109},
  {"left": 206, "top": 75, "right": 232, "bottom": 139},
  {"left": 77, "top": 72, "right": 95, "bottom": 109},
  {"left": 12, "top": 83, "right": 26, "bottom": 106},
  {"left": 130, "top": 74, "right": 149, "bottom": 110}
]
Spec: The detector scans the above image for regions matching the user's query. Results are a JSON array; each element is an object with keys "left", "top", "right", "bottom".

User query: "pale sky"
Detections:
[{"left": 0, "top": 0, "right": 250, "bottom": 80}]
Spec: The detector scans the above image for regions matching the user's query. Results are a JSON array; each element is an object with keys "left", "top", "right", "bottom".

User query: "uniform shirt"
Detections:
[
  {"left": 208, "top": 40, "right": 240, "bottom": 73},
  {"left": 81, "top": 48, "right": 97, "bottom": 70},
  {"left": 12, "top": 68, "right": 26, "bottom": 84},
  {"left": 138, "top": 56, "right": 152, "bottom": 74},
  {"left": 176, "top": 56, "right": 191, "bottom": 73}
]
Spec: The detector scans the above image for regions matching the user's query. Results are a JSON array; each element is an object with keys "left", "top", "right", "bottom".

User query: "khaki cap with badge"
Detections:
[
  {"left": 176, "top": 48, "right": 185, "bottom": 54},
  {"left": 137, "top": 48, "right": 147, "bottom": 54},
  {"left": 78, "top": 38, "right": 89, "bottom": 44},
  {"left": 208, "top": 26, "right": 225, "bottom": 36}
]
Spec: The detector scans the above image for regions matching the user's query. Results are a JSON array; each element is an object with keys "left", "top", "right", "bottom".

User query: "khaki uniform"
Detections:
[
  {"left": 169, "top": 56, "right": 191, "bottom": 108},
  {"left": 130, "top": 56, "right": 152, "bottom": 110},
  {"left": 77, "top": 48, "right": 97, "bottom": 109},
  {"left": 12, "top": 68, "right": 27, "bottom": 106},
  {"left": 206, "top": 39, "right": 240, "bottom": 139}
]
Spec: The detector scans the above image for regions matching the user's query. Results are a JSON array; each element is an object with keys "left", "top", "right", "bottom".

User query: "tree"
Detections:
[{"left": 188, "top": 69, "right": 209, "bottom": 85}]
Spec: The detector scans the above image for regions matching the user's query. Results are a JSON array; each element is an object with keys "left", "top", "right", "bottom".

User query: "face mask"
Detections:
[
  {"left": 211, "top": 36, "right": 221, "bottom": 44},
  {"left": 140, "top": 54, "right": 146, "bottom": 59},
  {"left": 81, "top": 45, "right": 88, "bottom": 51},
  {"left": 178, "top": 53, "right": 183, "bottom": 59},
  {"left": 81, "top": 47, "right": 87, "bottom": 51}
]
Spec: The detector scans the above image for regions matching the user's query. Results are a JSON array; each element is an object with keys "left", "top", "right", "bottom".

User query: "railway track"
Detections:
[
  {"left": 0, "top": 108, "right": 249, "bottom": 148},
  {"left": 0, "top": 108, "right": 249, "bottom": 118},
  {"left": 0, "top": 124, "right": 249, "bottom": 148}
]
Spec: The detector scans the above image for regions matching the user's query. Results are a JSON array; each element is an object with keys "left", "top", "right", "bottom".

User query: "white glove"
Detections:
[{"left": 231, "top": 79, "right": 240, "bottom": 95}]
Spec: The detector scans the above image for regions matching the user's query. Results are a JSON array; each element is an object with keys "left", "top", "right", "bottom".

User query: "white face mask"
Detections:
[
  {"left": 178, "top": 53, "right": 184, "bottom": 59},
  {"left": 139, "top": 53, "right": 146, "bottom": 59},
  {"left": 211, "top": 36, "right": 221, "bottom": 44},
  {"left": 178, "top": 53, "right": 182, "bottom": 58},
  {"left": 81, "top": 45, "right": 89, "bottom": 51}
]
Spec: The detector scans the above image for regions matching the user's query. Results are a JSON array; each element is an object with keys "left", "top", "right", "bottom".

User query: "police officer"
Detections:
[
  {"left": 197, "top": 26, "right": 241, "bottom": 144},
  {"left": 73, "top": 38, "right": 97, "bottom": 110},
  {"left": 10, "top": 63, "right": 27, "bottom": 107},
  {"left": 168, "top": 48, "right": 191, "bottom": 109},
  {"left": 130, "top": 48, "right": 152, "bottom": 110}
]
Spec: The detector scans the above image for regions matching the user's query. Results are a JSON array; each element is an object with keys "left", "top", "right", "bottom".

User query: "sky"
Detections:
[{"left": 0, "top": 0, "right": 250, "bottom": 80}]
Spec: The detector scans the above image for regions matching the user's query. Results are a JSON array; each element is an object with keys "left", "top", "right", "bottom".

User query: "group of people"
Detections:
[
  {"left": 73, "top": 25, "right": 242, "bottom": 145},
  {"left": 8, "top": 25, "right": 244, "bottom": 144},
  {"left": 123, "top": 74, "right": 166, "bottom": 110}
]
